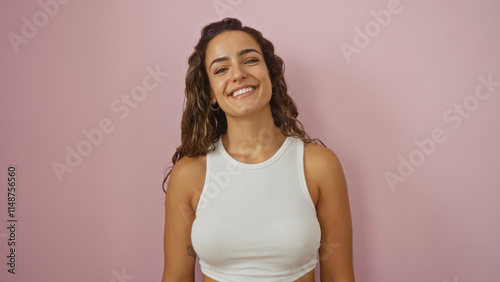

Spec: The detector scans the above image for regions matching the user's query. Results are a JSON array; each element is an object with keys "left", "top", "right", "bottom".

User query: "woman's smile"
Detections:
[{"left": 228, "top": 85, "right": 257, "bottom": 99}]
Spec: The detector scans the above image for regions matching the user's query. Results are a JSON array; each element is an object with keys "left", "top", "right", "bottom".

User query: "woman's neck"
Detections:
[{"left": 222, "top": 108, "right": 287, "bottom": 163}]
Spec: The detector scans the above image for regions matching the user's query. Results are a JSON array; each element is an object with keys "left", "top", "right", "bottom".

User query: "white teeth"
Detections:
[{"left": 232, "top": 87, "right": 254, "bottom": 97}]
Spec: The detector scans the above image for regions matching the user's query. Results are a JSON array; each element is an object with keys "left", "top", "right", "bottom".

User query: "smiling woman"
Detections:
[{"left": 162, "top": 18, "right": 355, "bottom": 282}]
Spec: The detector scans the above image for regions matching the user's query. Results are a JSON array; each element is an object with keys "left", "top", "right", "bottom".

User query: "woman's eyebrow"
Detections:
[{"left": 209, "top": 48, "right": 262, "bottom": 70}]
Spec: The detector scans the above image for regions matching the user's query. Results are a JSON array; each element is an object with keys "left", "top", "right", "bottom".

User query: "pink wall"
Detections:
[{"left": 1, "top": 0, "right": 499, "bottom": 281}]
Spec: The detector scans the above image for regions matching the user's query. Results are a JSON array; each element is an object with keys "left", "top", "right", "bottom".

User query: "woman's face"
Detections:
[{"left": 205, "top": 30, "right": 272, "bottom": 119}]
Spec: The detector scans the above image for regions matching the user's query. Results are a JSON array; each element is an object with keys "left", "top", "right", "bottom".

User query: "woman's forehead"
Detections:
[{"left": 205, "top": 31, "right": 261, "bottom": 59}]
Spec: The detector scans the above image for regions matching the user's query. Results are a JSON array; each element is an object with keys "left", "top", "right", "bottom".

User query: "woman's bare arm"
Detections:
[
  {"left": 305, "top": 143, "right": 355, "bottom": 282},
  {"left": 162, "top": 156, "right": 205, "bottom": 282}
]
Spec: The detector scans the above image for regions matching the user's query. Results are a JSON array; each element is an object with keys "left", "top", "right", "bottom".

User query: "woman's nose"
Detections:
[{"left": 231, "top": 64, "right": 247, "bottom": 82}]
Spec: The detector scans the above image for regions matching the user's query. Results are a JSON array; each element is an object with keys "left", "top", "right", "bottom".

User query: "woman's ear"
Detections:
[{"left": 209, "top": 90, "right": 216, "bottom": 104}]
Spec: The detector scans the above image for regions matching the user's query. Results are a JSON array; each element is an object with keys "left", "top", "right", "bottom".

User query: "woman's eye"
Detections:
[
  {"left": 214, "top": 68, "right": 227, "bottom": 75},
  {"left": 245, "top": 58, "right": 259, "bottom": 64}
]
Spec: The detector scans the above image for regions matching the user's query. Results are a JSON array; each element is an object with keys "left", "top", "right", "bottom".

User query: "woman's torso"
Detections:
[{"left": 189, "top": 137, "right": 321, "bottom": 281}]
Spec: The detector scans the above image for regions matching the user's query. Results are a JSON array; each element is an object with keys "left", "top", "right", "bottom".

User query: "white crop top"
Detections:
[{"left": 191, "top": 136, "right": 321, "bottom": 282}]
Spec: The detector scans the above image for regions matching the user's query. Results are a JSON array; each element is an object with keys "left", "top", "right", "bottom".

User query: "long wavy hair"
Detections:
[{"left": 163, "top": 18, "right": 323, "bottom": 192}]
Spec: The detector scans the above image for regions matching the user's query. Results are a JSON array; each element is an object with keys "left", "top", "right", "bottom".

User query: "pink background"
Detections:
[{"left": 1, "top": 0, "right": 500, "bottom": 281}]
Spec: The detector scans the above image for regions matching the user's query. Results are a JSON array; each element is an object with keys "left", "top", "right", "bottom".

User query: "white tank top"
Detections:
[{"left": 191, "top": 136, "right": 321, "bottom": 282}]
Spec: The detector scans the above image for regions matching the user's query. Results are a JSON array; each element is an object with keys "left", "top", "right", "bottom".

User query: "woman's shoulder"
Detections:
[
  {"left": 170, "top": 155, "right": 207, "bottom": 182},
  {"left": 166, "top": 155, "right": 207, "bottom": 211},
  {"left": 303, "top": 141, "right": 343, "bottom": 174}
]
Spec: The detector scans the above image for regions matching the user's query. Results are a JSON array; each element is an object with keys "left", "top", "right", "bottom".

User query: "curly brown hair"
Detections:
[{"left": 162, "top": 18, "right": 323, "bottom": 192}]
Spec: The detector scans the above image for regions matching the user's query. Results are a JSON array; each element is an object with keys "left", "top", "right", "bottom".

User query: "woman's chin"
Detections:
[{"left": 224, "top": 104, "right": 272, "bottom": 119}]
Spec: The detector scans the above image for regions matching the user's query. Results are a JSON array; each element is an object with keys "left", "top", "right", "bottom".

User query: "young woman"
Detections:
[{"left": 162, "top": 18, "right": 355, "bottom": 282}]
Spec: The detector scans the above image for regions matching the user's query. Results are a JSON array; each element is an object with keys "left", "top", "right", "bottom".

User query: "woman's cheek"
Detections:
[{"left": 215, "top": 79, "right": 228, "bottom": 97}]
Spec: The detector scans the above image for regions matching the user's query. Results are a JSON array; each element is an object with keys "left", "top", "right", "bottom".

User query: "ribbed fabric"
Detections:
[{"left": 191, "top": 136, "right": 321, "bottom": 282}]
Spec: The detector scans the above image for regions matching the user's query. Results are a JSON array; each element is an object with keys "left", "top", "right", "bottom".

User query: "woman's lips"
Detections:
[{"left": 229, "top": 86, "right": 256, "bottom": 99}]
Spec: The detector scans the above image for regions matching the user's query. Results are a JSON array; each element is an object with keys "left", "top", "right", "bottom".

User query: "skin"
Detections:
[{"left": 162, "top": 31, "right": 355, "bottom": 282}]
